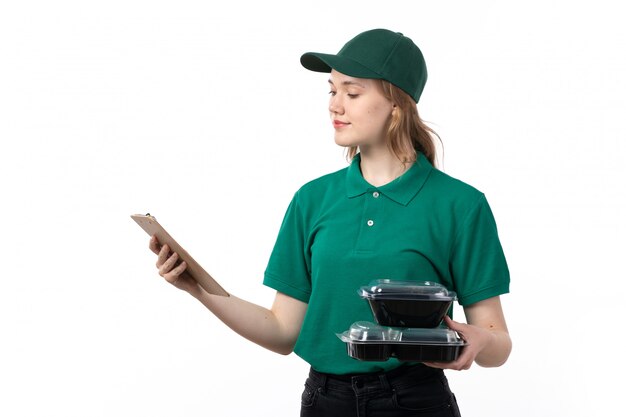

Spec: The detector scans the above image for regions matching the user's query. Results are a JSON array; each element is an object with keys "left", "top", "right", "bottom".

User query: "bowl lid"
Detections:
[
  {"left": 358, "top": 279, "right": 457, "bottom": 301},
  {"left": 337, "top": 321, "right": 401, "bottom": 343},
  {"left": 399, "top": 327, "right": 465, "bottom": 345},
  {"left": 336, "top": 321, "right": 465, "bottom": 346}
]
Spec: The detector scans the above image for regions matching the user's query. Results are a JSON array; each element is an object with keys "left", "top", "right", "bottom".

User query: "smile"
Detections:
[{"left": 333, "top": 120, "right": 350, "bottom": 128}]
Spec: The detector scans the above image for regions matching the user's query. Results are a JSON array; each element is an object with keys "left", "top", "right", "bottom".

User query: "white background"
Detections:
[{"left": 1, "top": 1, "right": 624, "bottom": 416}]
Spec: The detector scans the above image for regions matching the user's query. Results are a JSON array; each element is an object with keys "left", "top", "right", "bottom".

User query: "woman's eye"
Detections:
[{"left": 328, "top": 91, "right": 359, "bottom": 98}]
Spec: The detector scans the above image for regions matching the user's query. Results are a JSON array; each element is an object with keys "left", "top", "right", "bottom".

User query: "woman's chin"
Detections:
[{"left": 334, "top": 136, "right": 358, "bottom": 148}]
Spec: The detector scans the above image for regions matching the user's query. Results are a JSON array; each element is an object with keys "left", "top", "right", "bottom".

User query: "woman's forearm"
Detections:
[
  {"left": 474, "top": 330, "right": 512, "bottom": 367},
  {"left": 193, "top": 290, "right": 307, "bottom": 355},
  {"left": 149, "top": 239, "right": 307, "bottom": 355},
  {"left": 462, "top": 296, "right": 512, "bottom": 368}
]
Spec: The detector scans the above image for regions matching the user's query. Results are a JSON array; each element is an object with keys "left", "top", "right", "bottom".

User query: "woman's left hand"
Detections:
[
  {"left": 423, "top": 316, "right": 492, "bottom": 370},
  {"left": 423, "top": 296, "right": 512, "bottom": 370}
]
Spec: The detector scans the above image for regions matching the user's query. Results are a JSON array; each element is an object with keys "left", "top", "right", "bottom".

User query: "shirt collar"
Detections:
[{"left": 346, "top": 153, "right": 433, "bottom": 206}]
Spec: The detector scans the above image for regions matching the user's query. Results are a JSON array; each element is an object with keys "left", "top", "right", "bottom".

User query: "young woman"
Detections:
[{"left": 149, "top": 28, "right": 512, "bottom": 417}]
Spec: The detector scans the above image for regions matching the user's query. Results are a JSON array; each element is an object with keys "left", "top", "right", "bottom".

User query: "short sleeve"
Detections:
[
  {"left": 263, "top": 192, "right": 312, "bottom": 303},
  {"left": 450, "top": 194, "right": 510, "bottom": 306}
]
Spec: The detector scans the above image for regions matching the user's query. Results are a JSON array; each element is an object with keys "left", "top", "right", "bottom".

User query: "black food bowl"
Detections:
[
  {"left": 337, "top": 322, "right": 466, "bottom": 362},
  {"left": 393, "top": 343, "right": 463, "bottom": 362},
  {"left": 359, "top": 280, "right": 456, "bottom": 328}
]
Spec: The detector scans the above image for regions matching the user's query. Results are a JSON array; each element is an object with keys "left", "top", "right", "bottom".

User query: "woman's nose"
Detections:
[{"left": 329, "top": 95, "right": 344, "bottom": 115}]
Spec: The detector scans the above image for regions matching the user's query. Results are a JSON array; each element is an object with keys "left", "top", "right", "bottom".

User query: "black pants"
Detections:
[{"left": 300, "top": 364, "right": 461, "bottom": 417}]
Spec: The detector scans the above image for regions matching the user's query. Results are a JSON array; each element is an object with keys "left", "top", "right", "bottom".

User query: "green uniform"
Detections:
[{"left": 264, "top": 153, "right": 510, "bottom": 374}]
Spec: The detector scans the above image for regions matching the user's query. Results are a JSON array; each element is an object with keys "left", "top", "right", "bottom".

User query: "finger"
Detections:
[
  {"left": 449, "top": 360, "right": 472, "bottom": 371},
  {"left": 444, "top": 317, "right": 468, "bottom": 340},
  {"left": 449, "top": 345, "right": 474, "bottom": 370},
  {"left": 425, "top": 358, "right": 472, "bottom": 371},
  {"left": 449, "top": 354, "right": 472, "bottom": 370},
  {"left": 424, "top": 340, "right": 474, "bottom": 370},
  {"left": 170, "top": 261, "right": 187, "bottom": 277},
  {"left": 156, "top": 244, "right": 170, "bottom": 267},
  {"left": 455, "top": 358, "right": 473, "bottom": 371},
  {"left": 422, "top": 361, "right": 443, "bottom": 369},
  {"left": 159, "top": 252, "right": 179, "bottom": 275},
  {"left": 444, "top": 315, "right": 461, "bottom": 330},
  {"left": 163, "top": 261, "right": 187, "bottom": 284},
  {"left": 149, "top": 235, "right": 161, "bottom": 254},
  {"left": 423, "top": 360, "right": 456, "bottom": 370}
]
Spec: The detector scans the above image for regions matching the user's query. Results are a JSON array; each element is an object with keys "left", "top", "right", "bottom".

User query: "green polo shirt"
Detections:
[{"left": 264, "top": 153, "right": 509, "bottom": 374}]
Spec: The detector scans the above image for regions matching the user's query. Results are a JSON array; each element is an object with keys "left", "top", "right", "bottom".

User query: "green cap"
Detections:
[{"left": 300, "top": 28, "right": 427, "bottom": 103}]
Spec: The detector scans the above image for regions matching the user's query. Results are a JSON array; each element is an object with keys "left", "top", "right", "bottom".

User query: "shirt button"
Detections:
[
  {"left": 367, "top": 220, "right": 374, "bottom": 227},
  {"left": 372, "top": 191, "right": 380, "bottom": 198}
]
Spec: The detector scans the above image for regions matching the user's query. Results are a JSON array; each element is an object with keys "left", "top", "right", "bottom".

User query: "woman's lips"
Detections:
[{"left": 333, "top": 120, "right": 350, "bottom": 128}]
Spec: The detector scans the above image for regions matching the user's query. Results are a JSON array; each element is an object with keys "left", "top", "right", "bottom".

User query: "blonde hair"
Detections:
[{"left": 346, "top": 80, "right": 441, "bottom": 167}]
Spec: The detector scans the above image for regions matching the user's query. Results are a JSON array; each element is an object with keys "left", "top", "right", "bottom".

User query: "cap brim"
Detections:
[{"left": 300, "top": 52, "right": 382, "bottom": 80}]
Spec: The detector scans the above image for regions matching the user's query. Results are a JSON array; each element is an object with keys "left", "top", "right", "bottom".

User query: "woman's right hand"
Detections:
[{"left": 149, "top": 235, "right": 202, "bottom": 296}]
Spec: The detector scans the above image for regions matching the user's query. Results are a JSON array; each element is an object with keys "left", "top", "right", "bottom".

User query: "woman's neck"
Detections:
[{"left": 358, "top": 148, "right": 412, "bottom": 187}]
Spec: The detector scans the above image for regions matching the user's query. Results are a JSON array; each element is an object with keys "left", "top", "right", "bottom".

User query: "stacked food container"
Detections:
[{"left": 336, "top": 279, "right": 466, "bottom": 362}]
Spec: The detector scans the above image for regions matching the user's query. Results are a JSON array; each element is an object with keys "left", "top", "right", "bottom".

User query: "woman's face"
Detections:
[{"left": 328, "top": 69, "right": 394, "bottom": 150}]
